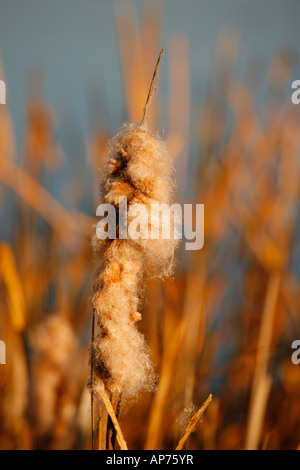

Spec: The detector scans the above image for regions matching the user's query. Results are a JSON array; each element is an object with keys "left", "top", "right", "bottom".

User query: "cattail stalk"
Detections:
[{"left": 89, "top": 48, "right": 178, "bottom": 449}]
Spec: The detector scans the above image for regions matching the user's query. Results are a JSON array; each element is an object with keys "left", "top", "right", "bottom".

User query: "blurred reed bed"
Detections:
[{"left": 0, "top": 4, "right": 300, "bottom": 450}]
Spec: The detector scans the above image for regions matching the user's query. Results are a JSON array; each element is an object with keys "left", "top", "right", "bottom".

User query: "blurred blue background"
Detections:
[{"left": 0, "top": 0, "right": 299, "bottom": 150}]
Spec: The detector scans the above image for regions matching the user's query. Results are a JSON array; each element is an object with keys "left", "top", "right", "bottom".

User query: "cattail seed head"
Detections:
[{"left": 91, "top": 123, "right": 178, "bottom": 400}]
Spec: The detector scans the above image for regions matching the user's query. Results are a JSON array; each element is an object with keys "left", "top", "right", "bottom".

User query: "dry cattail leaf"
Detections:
[
  {"left": 0, "top": 243, "right": 26, "bottom": 332},
  {"left": 0, "top": 156, "right": 85, "bottom": 247},
  {"left": 95, "top": 382, "right": 128, "bottom": 450},
  {"left": 175, "top": 394, "right": 213, "bottom": 450}
]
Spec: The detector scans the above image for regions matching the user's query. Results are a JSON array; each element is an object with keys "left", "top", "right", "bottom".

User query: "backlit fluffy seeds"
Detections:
[{"left": 91, "top": 123, "right": 178, "bottom": 400}]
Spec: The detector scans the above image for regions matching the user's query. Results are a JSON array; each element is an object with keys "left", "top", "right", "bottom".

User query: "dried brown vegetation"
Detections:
[{"left": 0, "top": 5, "right": 300, "bottom": 451}]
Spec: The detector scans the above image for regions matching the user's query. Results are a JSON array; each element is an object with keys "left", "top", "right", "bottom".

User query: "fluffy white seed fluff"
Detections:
[{"left": 91, "top": 123, "right": 178, "bottom": 400}]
